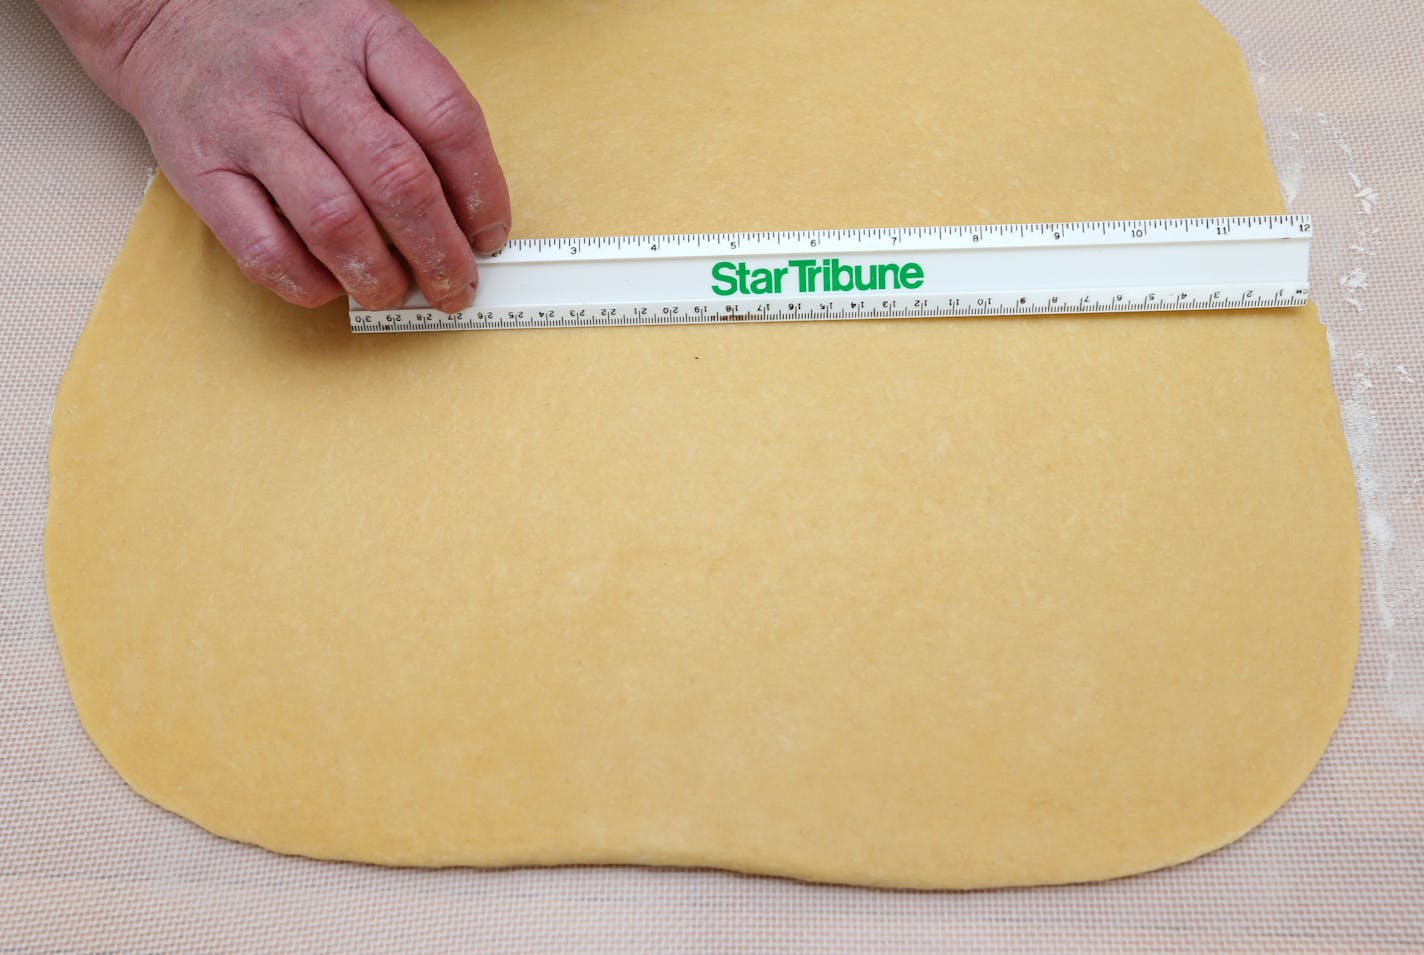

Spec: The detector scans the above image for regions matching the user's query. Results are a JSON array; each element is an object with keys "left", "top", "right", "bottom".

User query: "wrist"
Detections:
[{"left": 35, "top": 0, "right": 175, "bottom": 107}]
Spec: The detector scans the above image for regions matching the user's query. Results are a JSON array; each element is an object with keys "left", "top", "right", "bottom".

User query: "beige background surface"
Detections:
[{"left": 2, "top": 0, "right": 1421, "bottom": 950}]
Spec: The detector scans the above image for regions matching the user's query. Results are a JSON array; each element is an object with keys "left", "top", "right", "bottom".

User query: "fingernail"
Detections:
[{"left": 472, "top": 223, "right": 509, "bottom": 255}]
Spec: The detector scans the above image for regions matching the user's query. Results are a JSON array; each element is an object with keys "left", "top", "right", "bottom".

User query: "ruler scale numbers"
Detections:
[{"left": 348, "top": 216, "right": 1311, "bottom": 333}]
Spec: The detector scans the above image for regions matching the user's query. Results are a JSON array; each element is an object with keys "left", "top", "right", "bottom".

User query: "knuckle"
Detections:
[
  {"left": 303, "top": 83, "right": 364, "bottom": 134},
  {"left": 366, "top": 141, "right": 439, "bottom": 215},
  {"left": 420, "top": 88, "right": 482, "bottom": 151},
  {"left": 264, "top": 24, "right": 318, "bottom": 76},
  {"left": 363, "top": 12, "right": 412, "bottom": 42},
  {"left": 234, "top": 234, "right": 314, "bottom": 303},
  {"left": 303, "top": 191, "right": 369, "bottom": 247},
  {"left": 235, "top": 232, "right": 291, "bottom": 283},
  {"left": 361, "top": 14, "right": 421, "bottom": 59}
]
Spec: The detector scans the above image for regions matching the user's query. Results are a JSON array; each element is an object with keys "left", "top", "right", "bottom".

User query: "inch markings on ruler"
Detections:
[{"left": 348, "top": 216, "right": 1312, "bottom": 333}]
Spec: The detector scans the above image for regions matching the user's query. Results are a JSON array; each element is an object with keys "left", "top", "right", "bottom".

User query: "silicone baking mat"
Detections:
[{"left": 2, "top": 1, "right": 1420, "bottom": 950}]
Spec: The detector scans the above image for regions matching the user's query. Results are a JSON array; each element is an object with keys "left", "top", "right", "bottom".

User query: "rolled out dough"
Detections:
[{"left": 46, "top": 0, "right": 1358, "bottom": 888}]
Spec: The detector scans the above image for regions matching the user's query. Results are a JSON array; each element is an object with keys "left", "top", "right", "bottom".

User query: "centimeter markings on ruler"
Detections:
[{"left": 348, "top": 215, "right": 1312, "bottom": 333}]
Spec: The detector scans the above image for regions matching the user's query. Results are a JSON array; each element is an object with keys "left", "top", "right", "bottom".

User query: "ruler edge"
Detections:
[
  {"left": 471, "top": 214, "right": 1312, "bottom": 264},
  {"left": 351, "top": 288, "right": 1313, "bottom": 334}
]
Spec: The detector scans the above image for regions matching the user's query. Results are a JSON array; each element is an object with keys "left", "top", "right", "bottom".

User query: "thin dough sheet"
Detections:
[{"left": 46, "top": 0, "right": 1358, "bottom": 888}]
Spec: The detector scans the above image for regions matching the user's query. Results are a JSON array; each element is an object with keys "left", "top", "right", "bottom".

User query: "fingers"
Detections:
[
  {"left": 363, "top": 21, "right": 511, "bottom": 254},
  {"left": 244, "top": 124, "right": 412, "bottom": 309},
  {"left": 132, "top": 5, "right": 514, "bottom": 312},
  {"left": 180, "top": 168, "right": 344, "bottom": 308},
  {"left": 302, "top": 80, "right": 478, "bottom": 313}
]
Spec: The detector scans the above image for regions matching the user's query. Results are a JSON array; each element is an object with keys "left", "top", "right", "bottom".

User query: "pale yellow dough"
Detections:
[{"left": 47, "top": 0, "right": 1359, "bottom": 888}]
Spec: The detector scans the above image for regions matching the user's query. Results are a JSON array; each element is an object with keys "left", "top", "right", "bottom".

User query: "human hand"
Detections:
[{"left": 44, "top": 0, "right": 510, "bottom": 311}]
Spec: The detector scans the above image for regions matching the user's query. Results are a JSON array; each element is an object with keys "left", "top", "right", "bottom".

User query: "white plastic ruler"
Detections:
[{"left": 348, "top": 215, "right": 1311, "bottom": 333}]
